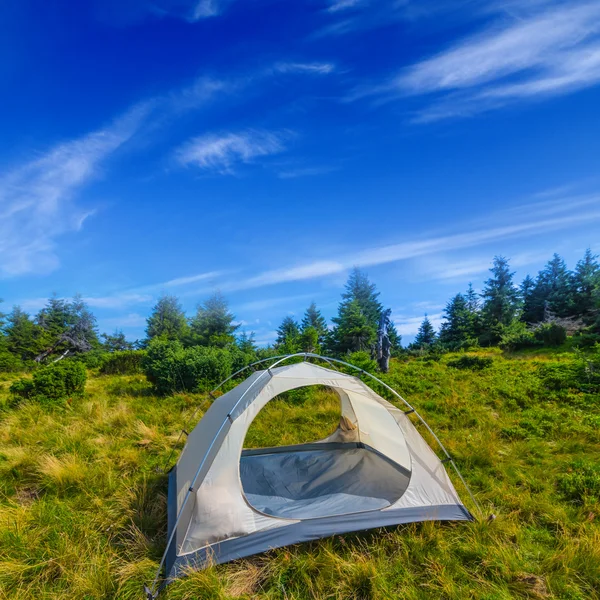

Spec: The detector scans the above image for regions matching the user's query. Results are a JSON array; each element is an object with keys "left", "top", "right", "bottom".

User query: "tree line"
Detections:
[{"left": 1, "top": 249, "right": 599, "bottom": 374}]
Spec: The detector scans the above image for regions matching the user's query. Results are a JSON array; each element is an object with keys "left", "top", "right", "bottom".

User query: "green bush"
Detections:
[
  {"left": 499, "top": 321, "right": 540, "bottom": 351},
  {"left": 345, "top": 351, "right": 378, "bottom": 374},
  {"left": 557, "top": 459, "right": 600, "bottom": 504},
  {"left": 99, "top": 350, "right": 146, "bottom": 375},
  {"left": 533, "top": 322, "right": 567, "bottom": 346},
  {"left": 0, "top": 350, "right": 22, "bottom": 373},
  {"left": 10, "top": 360, "right": 87, "bottom": 404},
  {"left": 143, "top": 338, "right": 232, "bottom": 395},
  {"left": 447, "top": 355, "right": 493, "bottom": 371}
]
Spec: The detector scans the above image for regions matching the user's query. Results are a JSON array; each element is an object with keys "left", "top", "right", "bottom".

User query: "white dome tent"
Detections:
[{"left": 146, "top": 354, "right": 480, "bottom": 598}]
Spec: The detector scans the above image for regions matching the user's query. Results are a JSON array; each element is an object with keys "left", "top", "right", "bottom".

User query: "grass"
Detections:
[{"left": 0, "top": 349, "right": 599, "bottom": 599}]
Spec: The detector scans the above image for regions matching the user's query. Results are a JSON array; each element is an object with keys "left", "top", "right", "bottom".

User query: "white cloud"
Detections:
[
  {"left": 274, "top": 62, "right": 336, "bottom": 75},
  {"left": 277, "top": 165, "right": 338, "bottom": 179},
  {"left": 162, "top": 271, "right": 222, "bottom": 287},
  {"left": 0, "top": 102, "right": 151, "bottom": 278},
  {"left": 236, "top": 293, "right": 318, "bottom": 312},
  {"left": 326, "top": 0, "right": 363, "bottom": 13},
  {"left": 189, "top": 0, "right": 221, "bottom": 20},
  {"left": 177, "top": 129, "right": 287, "bottom": 174},
  {"left": 359, "top": 2, "right": 600, "bottom": 120}
]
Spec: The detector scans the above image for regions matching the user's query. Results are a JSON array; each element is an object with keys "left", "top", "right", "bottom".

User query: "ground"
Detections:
[{"left": 0, "top": 348, "right": 599, "bottom": 599}]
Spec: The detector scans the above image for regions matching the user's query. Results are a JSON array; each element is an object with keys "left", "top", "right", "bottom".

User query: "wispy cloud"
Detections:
[
  {"left": 101, "top": 312, "right": 147, "bottom": 329},
  {"left": 274, "top": 62, "right": 336, "bottom": 75},
  {"left": 189, "top": 0, "right": 221, "bottom": 20},
  {"left": 236, "top": 293, "right": 319, "bottom": 312},
  {"left": 277, "top": 165, "right": 339, "bottom": 179},
  {"left": 356, "top": 2, "right": 600, "bottom": 120},
  {"left": 0, "top": 102, "right": 152, "bottom": 278},
  {"left": 177, "top": 129, "right": 288, "bottom": 174},
  {"left": 217, "top": 196, "right": 600, "bottom": 291},
  {"left": 326, "top": 0, "right": 364, "bottom": 13},
  {"left": 161, "top": 271, "right": 222, "bottom": 287}
]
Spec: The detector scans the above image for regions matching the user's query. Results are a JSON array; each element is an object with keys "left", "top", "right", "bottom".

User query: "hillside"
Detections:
[{"left": 0, "top": 349, "right": 599, "bottom": 599}]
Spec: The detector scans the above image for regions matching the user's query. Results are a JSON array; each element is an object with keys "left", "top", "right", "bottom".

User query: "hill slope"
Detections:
[{"left": 0, "top": 349, "right": 599, "bottom": 599}]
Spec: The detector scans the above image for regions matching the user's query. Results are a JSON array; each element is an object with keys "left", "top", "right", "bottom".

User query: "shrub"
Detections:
[
  {"left": 499, "top": 321, "right": 540, "bottom": 351},
  {"left": 10, "top": 360, "right": 87, "bottom": 404},
  {"left": 143, "top": 338, "right": 232, "bottom": 395},
  {"left": 0, "top": 350, "right": 22, "bottom": 373},
  {"left": 99, "top": 350, "right": 146, "bottom": 375},
  {"left": 345, "top": 351, "right": 378, "bottom": 374},
  {"left": 533, "top": 322, "right": 567, "bottom": 347},
  {"left": 557, "top": 459, "right": 600, "bottom": 504},
  {"left": 447, "top": 355, "right": 493, "bottom": 371}
]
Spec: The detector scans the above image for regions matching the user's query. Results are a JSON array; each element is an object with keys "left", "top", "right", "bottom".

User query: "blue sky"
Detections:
[{"left": 1, "top": 0, "right": 600, "bottom": 344}]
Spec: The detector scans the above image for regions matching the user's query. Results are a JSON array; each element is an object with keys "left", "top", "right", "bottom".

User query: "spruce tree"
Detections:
[
  {"left": 537, "top": 254, "right": 574, "bottom": 318},
  {"left": 519, "top": 275, "right": 537, "bottom": 324},
  {"left": 237, "top": 331, "right": 258, "bottom": 354},
  {"left": 6, "top": 307, "right": 41, "bottom": 361},
  {"left": 439, "top": 294, "right": 471, "bottom": 347},
  {"left": 275, "top": 316, "right": 301, "bottom": 353},
  {"left": 481, "top": 256, "right": 519, "bottom": 342},
  {"left": 332, "top": 299, "right": 373, "bottom": 353},
  {"left": 331, "top": 268, "right": 384, "bottom": 354},
  {"left": 301, "top": 302, "right": 328, "bottom": 345},
  {"left": 413, "top": 316, "right": 436, "bottom": 349},
  {"left": 102, "top": 330, "right": 134, "bottom": 352},
  {"left": 572, "top": 249, "right": 599, "bottom": 316},
  {"left": 145, "top": 295, "right": 188, "bottom": 341},
  {"left": 189, "top": 291, "right": 239, "bottom": 347}
]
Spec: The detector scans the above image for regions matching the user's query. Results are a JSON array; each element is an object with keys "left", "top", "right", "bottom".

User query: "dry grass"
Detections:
[{"left": 0, "top": 350, "right": 598, "bottom": 599}]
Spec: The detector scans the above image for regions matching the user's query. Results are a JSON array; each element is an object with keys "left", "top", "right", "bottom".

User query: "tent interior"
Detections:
[
  {"left": 238, "top": 384, "right": 412, "bottom": 520},
  {"left": 240, "top": 441, "right": 411, "bottom": 519}
]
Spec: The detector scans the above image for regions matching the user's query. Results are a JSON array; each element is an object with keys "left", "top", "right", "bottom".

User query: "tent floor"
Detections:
[{"left": 240, "top": 442, "right": 411, "bottom": 520}]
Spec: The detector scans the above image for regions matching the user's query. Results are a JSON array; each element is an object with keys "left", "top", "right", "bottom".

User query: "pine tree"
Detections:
[
  {"left": 237, "top": 331, "right": 258, "bottom": 354},
  {"left": 481, "top": 256, "right": 519, "bottom": 342},
  {"left": 331, "top": 268, "right": 383, "bottom": 354},
  {"left": 332, "top": 299, "right": 373, "bottom": 353},
  {"left": 572, "top": 248, "right": 599, "bottom": 316},
  {"left": 465, "top": 283, "right": 479, "bottom": 312},
  {"left": 275, "top": 316, "right": 301, "bottom": 353},
  {"left": 6, "top": 307, "right": 41, "bottom": 361},
  {"left": 102, "top": 330, "right": 134, "bottom": 352},
  {"left": 413, "top": 316, "right": 437, "bottom": 349},
  {"left": 145, "top": 295, "right": 188, "bottom": 341},
  {"left": 301, "top": 302, "right": 328, "bottom": 345},
  {"left": 188, "top": 291, "right": 239, "bottom": 347},
  {"left": 537, "top": 254, "right": 574, "bottom": 318},
  {"left": 519, "top": 274, "right": 537, "bottom": 324},
  {"left": 439, "top": 294, "right": 471, "bottom": 346},
  {"left": 299, "top": 326, "right": 320, "bottom": 353}
]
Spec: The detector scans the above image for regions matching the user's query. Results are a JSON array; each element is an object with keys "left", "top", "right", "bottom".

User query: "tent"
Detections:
[{"left": 148, "top": 355, "right": 476, "bottom": 597}]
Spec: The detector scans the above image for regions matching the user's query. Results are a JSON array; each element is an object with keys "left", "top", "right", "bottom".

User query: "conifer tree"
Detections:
[
  {"left": 189, "top": 291, "right": 239, "bottom": 347},
  {"left": 332, "top": 299, "right": 373, "bottom": 353},
  {"left": 102, "top": 330, "right": 134, "bottom": 352},
  {"left": 572, "top": 248, "right": 599, "bottom": 316},
  {"left": 331, "top": 268, "right": 387, "bottom": 354},
  {"left": 519, "top": 274, "right": 537, "bottom": 324},
  {"left": 439, "top": 294, "right": 471, "bottom": 346},
  {"left": 301, "top": 302, "right": 328, "bottom": 345},
  {"left": 237, "top": 331, "right": 258, "bottom": 354},
  {"left": 537, "top": 254, "right": 574, "bottom": 318},
  {"left": 413, "top": 316, "right": 437, "bottom": 348},
  {"left": 145, "top": 295, "right": 188, "bottom": 341},
  {"left": 6, "top": 307, "right": 41, "bottom": 361},
  {"left": 275, "top": 316, "right": 301, "bottom": 353},
  {"left": 481, "top": 256, "right": 519, "bottom": 341}
]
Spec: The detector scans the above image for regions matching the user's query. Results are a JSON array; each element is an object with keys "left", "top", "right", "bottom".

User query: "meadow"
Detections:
[{"left": 0, "top": 348, "right": 599, "bottom": 600}]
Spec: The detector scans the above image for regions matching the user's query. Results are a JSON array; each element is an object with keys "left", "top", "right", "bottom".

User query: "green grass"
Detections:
[{"left": 0, "top": 350, "right": 599, "bottom": 599}]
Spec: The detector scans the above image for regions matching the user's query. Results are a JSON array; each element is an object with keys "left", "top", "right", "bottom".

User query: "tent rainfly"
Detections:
[{"left": 147, "top": 355, "right": 476, "bottom": 597}]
